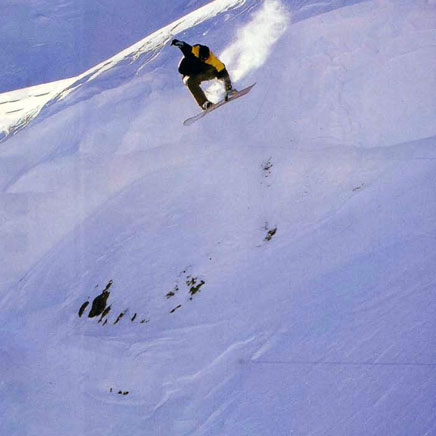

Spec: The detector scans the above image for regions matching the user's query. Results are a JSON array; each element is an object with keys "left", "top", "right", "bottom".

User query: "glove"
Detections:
[{"left": 171, "top": 39, "right": 184, "bottom": 47}]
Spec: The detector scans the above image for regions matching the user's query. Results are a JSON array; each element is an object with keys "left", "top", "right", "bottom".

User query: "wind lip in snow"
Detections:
[{"left": 0, "top": 0, "right": 248, "bottom": 143}]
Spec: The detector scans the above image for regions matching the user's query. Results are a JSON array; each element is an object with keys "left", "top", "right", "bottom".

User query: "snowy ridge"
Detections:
[{"left": 1, "top": 0, "right": 436, "bottom": 435}]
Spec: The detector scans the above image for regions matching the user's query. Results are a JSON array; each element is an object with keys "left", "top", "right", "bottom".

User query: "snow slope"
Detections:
[{"left": 1, "top": 0, "right": 436, "bottom": 435}]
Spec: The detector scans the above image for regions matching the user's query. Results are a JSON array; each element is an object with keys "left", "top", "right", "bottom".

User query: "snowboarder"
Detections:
[{"left": 171, "top": 39, "right": 237, "bottom": 110}]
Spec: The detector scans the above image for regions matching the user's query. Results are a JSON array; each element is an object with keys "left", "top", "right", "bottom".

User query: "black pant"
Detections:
[{"left": 183, "top": 70, "right": 232, "bottom": 107}]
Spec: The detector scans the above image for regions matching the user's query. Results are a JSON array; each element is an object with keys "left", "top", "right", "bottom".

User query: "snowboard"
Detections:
[{"left": 183, "top": 83, "right": 256, "bottom": 126}]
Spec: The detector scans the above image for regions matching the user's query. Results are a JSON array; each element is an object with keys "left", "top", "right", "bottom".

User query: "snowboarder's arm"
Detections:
[
  {"left": 171, "top": 39, "right": 193, "bottom": 57},
  {"left": 216, "top": 67, "right": 229, "bottom": 79}
]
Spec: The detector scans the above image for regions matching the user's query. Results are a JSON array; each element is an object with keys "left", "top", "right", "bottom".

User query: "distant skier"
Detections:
[{"left": 171, "top": 39, "right": 237, "bottom": 110}]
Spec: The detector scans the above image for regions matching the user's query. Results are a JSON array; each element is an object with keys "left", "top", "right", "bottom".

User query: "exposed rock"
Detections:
[
  {"left": 113, "top": 310, "right": 126, "bottom": 325},
  {"left": 88, "top": 280, "right": 112, "bottom": 318},
  {"left": 170, "top": 305, "right": 182, "bottom": 314},
  {"left": 189, "top": 280, "right": 205, "bottom": 296},
  {"left": 265, "top": 227, "right": 277, "bottom": 241},
  {"left": 98, "top": 305, "right": 112, "bottom": 323},
  {"left": 78, "top": 301, "right": 89, "bottom": 317}
]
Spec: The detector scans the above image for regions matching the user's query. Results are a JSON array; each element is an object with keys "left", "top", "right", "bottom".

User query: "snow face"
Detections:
[{"left": 1, "top": 1, "right": 436, "bottom": 435}]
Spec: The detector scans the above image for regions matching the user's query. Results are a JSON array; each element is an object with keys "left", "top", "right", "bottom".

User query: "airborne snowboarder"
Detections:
[{"left": 171, "top": 39, "right": 237, "bottom": 110}]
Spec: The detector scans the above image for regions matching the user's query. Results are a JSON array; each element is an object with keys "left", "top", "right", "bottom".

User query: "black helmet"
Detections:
[{"left": 199, "top": 45, "right": 210, "bottom": 60}]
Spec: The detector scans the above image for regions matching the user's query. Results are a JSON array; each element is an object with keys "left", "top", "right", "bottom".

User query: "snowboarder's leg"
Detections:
[
  {"left": 183, "top": 70, "right": 216, "bottom": 108},
  {"left": 183, "top": 75, "right": 208, "bottom": 107}
]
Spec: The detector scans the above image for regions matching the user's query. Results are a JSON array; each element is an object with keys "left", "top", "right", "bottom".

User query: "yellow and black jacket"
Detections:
[{"left": 176, "top": 41, "right": 228, "bottom": 78}]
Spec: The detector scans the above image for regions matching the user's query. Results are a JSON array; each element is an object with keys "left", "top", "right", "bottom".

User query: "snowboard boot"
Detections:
[{"left": 202, "top": 100, "right": 213, "bottom": 110}]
